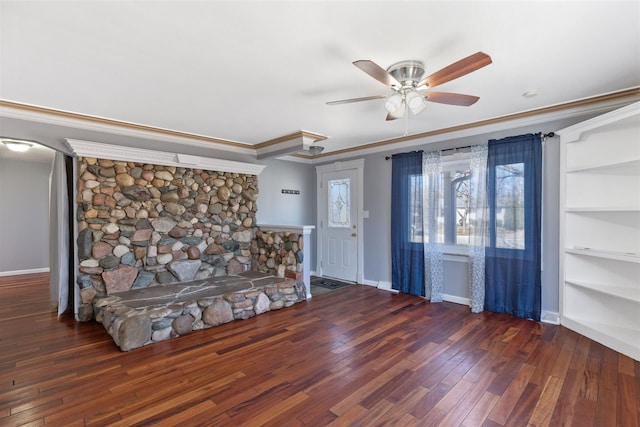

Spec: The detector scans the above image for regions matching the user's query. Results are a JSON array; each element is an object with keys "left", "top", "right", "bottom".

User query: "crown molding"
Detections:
[
  {"left": 65, "top": 138, "right": 266, "bottom": 175},
  {"left": 255, "top": 130, "right": 328, "bottom": 149},
  {"left": 0, "top": 99, "right": 255, "bottom": 155},
  {"left": 307, "top": 87, "right": 640, "bottom": 164},
  {"left": 3, "top": 88, "right": 639, "bottom": 165},
  {"left": 255, "top": 130, "right": 328, "bottom": 159},
  {"left": 0, "top": 99, "right": 331, "bottom": 160}
]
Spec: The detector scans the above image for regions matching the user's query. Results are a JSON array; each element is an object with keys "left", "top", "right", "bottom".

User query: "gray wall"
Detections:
[
  {"left": 0, "top": 156, "right": 52, "bottom": 273},
  {"left": 541, "top": 138, "right": 560, "bottom": 313},
  {"left": 362, "top": 153, "right": 392, "bottom": 283},
  {"left": 256, "top": 158, "right": 317, "bottom": 267}
]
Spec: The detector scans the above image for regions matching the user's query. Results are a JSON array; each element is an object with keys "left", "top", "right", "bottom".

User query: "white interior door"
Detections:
[{"left": 321, "top": 169, "right": 358, "bottom": 282}]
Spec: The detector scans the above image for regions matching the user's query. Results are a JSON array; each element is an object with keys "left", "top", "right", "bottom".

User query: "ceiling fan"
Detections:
[{"left": 327, "top": 51, "right": 492, "bottom": 121}]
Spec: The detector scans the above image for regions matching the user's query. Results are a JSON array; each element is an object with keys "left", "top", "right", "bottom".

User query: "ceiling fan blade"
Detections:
[
  {"left": 418, "top": 52, "right": 492, "bottom": 89},
  {"left": 326, "top": 95, "right": 387, "bottom": 105},
  {"left": 385, "top": 113, "right": 399, "bottom": 121},
  {"left": 353, "top": 60, "right": 401, "bottom": 88},
  {"left": 425, "top": 92, "right": 480, "bottom": 106}
]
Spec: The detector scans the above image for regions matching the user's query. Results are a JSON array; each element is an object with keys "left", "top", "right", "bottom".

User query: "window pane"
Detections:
[
  {"left": 328, "top": 178, "right": 350, "bottom": 228},
  {"left": 412, "top": 173, "right": 446, "bottom": 244},
  {"left": 409, "top": 174, "right": 423, "bottom": 242},
  {"left": 452, "top": 171, "right": 471, "bottom": 246},
  {"left": 495, "top": 163, "right": 525, "bottom": 249}
]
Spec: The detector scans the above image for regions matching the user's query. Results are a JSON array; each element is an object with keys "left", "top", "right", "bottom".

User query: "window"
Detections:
[
  {"left": 408, "top": 174, "right": 424, "bottom": 243},
  {"left": 448, "top": 170, "right": 471, "bottom": 246},
  {"left": 406, "top": 149, "right": 530, "bottom": 251},
  {"left": 408, "top": 154, "right": 472, "bottom": 248},
  {"left": 494, "top": 163, "right": 525, "bottom": 249},
  {"left": 328, "top": 178, "right": 350, "bottom": 228}
]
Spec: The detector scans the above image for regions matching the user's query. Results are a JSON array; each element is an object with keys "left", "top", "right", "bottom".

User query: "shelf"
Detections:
[
  {"left": 565, "top": 248, "right": 640, "bottom": 263},
  {"left": 561, "top": 316, "right": 640, "bottom": 361},
  {"left": 560, "top": 103, "right": 640, "bottom": 362},
  {"left": 565, "top": 280, "right": 640, "bottom": 303},
  {"left": 565, "top": 158, "right": 640, "bottom": 173},
  {"left": 565, "top": 206, "right": 640, "bottom": 212}
]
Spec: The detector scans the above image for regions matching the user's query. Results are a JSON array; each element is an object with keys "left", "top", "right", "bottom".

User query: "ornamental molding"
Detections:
[
  {"left": 64, "top": 138, "right": 266, "bottom": 175},
  {"left": 556, "top": 101, "right": 640, "bottom": 143}
]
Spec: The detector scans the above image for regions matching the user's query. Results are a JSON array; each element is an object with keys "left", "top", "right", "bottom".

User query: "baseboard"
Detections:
[
  {"left": 361, "top": 279, "right": 378, "bottom": 287},
  {"left": 442, "top": 294, "right": 470, "bottom": 306},
  {"left": 361, "top": 279, "right": 398, "bottom": 293},
  {"left": 0, "top": 267, "right": 50, "bottom": 277},
  {"left": 541, "top": 310, "right": 560, "bottom": 325},
  {"left": 376, "top": 281, "right": 396, "bottom": 292}
]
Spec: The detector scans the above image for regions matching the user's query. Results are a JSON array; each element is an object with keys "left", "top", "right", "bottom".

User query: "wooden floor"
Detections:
[{"left": 1, "top": 273, "right": 638, "bottom": 426}]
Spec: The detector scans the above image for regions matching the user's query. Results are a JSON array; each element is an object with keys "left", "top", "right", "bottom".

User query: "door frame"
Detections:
[{"left": 315, "top": 159, "right": 364, "bottom": 283}]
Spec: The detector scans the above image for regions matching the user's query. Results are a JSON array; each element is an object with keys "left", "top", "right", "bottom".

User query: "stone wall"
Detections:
[
  {"left": 76, "top": 157, "right": 259, "bottom": 320},
  {"left": 252, "top": 230, "right": 304, "bottom": 278}
]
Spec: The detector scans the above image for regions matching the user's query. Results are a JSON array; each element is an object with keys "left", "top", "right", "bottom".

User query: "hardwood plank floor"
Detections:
[{"left": 1, "top": 273, "right": 638, "bottom": 426}]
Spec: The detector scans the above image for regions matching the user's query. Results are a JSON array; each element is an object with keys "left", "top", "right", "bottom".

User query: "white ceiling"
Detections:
[{"left": 1, "top": 1, "right": 639, "bottom": 159}]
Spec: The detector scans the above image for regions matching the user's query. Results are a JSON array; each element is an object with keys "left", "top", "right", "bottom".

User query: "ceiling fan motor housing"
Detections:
[{"left": 387, "top": 60, "right": 426, "bottom": 88}]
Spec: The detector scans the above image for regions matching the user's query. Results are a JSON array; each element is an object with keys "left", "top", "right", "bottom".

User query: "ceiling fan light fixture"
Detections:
[
  {"left": 308, "top": 146, "right": 324, "bottom": 156},
  {"left": 384, "top": 93, "right": 404, "bottom": 114},
  {"left": 389, "top": 102, "right": 406, "bottom": 119},
  {"left": 405, "top": 91, "right": 426, "bottom": 115}
]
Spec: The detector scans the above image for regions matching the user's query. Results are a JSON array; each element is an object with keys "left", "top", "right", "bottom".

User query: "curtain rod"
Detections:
[{"left": 384, "top": 132, "right": 556, "bottom": 160}]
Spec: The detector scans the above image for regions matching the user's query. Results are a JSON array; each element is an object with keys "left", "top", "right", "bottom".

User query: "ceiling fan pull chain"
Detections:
[{"left": 404, "top": 109, "right": 409, "bottom": 136}]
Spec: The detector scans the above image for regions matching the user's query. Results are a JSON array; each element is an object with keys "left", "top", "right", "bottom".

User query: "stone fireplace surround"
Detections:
[{"left": 68, "top": 139, "right": 313, "bottom": 350}]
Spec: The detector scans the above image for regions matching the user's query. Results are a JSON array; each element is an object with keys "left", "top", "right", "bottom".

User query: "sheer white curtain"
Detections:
[
  {"left": 468, "top": 144, "right": 488, "bottom": 312},
  {"left": 422, "top": 151, "right": 444, "bottom": 302},
  {"left": 49, "top": 152, "right": 70, "bottom": 317}
]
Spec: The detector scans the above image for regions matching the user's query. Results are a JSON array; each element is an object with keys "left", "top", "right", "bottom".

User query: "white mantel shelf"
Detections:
[
  {"left": 258, "top": 224, "right": 315, "bottom": 234},
  {"left": 64, "top": 138, "right": 266, "bottom": 176},
  {"left": 257, "top": 224, "right": 315, "bottom": 299}
]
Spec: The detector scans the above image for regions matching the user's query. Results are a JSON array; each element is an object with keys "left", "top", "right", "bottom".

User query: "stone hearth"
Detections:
[{"left": 94, "top": 271, "right": 306, "bottom": 351}]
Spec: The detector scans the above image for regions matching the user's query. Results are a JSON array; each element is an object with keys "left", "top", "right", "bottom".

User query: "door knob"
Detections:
[{"left": 351, "top": 233, "right": 357, "bottom": 237}]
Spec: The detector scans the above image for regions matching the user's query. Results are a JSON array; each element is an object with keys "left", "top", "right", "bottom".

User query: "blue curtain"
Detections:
[
  {"left": 485, "top": 134, "right": 542, "bottom": 320},
  {"left": 391, "top": 151, "right": 425, "bottom": 296}
]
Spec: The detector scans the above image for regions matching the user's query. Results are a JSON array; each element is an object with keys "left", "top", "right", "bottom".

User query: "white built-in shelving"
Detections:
[{"left": 558, "top": 101, "right": 640, "bottom": 361}]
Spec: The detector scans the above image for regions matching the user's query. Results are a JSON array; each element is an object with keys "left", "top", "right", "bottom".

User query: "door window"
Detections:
[{"left": 328, "top": 178, "right": 351, "bottom": 228}]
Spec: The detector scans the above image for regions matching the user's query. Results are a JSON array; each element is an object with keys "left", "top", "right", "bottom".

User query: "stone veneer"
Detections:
[
  {"left": 76, "top": 157, "right": 260, "bottom": 321},
  {"left": 252, "top": 230, "right": 304, "bottom": 278}
]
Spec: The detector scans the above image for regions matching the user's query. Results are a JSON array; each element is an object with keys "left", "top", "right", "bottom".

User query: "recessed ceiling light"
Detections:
[
  {"left": 522, "top": 89, "right": 538, "bottom": 98},
  {"left": 1, "top": 138, "right": 33, "bottom": 152}
]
